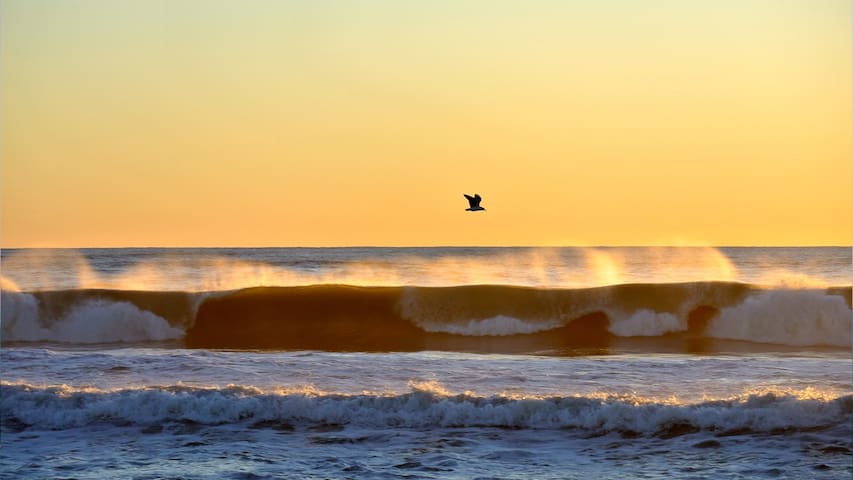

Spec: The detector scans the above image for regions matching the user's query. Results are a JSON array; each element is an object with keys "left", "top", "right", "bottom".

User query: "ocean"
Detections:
[{"left": 1, "top": 246, "right": 850, "bottom": 479}]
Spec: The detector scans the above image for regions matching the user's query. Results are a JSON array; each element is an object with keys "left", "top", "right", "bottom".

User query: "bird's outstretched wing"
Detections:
[
  {"left": 464, "top": 194, "right": 482, "bottom": 208},
  {"left": 464, "top": 193, "right": 483, "bottom": 209}
]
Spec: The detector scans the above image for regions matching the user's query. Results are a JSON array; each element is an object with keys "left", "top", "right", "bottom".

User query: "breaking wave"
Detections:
[
  {"left": 1, "top": 382, "right": 849, "bottom": 435},
  {"left": 1, "top": 282, "right": 850, "bottom": 352},
  {"left": 1, "top": 290, "right": 187, "bottom": 344}
]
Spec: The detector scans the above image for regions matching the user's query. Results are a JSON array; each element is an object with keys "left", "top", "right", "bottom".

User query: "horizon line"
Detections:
[{"left": 2, "top": 244, "right": 851, "bottom": 250}]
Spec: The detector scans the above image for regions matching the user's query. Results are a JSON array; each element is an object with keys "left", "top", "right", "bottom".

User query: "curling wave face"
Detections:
[{"left": 1, "top": 282, "right": 850, "bottom": 352}]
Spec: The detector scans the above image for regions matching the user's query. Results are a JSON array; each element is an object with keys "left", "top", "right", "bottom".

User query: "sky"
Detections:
[{"left": 1, "top": 0, "right": 850, "bottom": 247}]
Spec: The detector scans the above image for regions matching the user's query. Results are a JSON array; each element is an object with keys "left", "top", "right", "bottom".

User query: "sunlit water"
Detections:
[{"left": 1, "top": 247, "right": 850, "bottom": 479}]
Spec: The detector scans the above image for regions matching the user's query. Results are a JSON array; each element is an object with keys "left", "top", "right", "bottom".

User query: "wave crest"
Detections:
[
  {"left": 1, "top": 291, "right": 184, "bottom": 343},
  {"left": 2, "top": 382, "right": 849, "bottom": 434},
  {"left": 2, "top": 283, "right": 850, "bottom": 351},
  {"left": 708, "top": 290, "right": 851, "bottom": 347}
]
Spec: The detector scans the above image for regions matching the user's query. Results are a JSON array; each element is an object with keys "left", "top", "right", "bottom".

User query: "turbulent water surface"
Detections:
[{"left": 1, "top": 247, "right": 851, "bottom": 479}]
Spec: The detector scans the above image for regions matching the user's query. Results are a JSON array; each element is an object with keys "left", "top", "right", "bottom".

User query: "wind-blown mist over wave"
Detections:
[
  {"left": 0, "top": 246, "right": 749, "bottom": 292},
  {"left": 2, "top": 381, "right": 849, "bottom": 436},
  {"left": 2, "top": 282, "right": 850, "bottom": 352}
]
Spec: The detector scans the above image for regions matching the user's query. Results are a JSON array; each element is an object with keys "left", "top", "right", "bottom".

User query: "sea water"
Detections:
[{"left": 1, "top": 247, "right": 851, "bottom": 479}]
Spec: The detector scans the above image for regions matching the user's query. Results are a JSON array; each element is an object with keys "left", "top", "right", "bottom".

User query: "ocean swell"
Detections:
[{"left": 1, "top": 283, "right": 850, "bottom": 351}]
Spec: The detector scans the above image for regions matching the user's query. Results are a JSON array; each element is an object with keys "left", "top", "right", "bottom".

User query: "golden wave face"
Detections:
[{"left": 6, "top": 282, "right": 848, "bottom": 353}]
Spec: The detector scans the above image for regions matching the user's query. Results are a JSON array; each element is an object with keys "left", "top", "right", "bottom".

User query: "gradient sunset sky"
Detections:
[{"left": 2, "top": 0, "right": 850, "bottom": 247}]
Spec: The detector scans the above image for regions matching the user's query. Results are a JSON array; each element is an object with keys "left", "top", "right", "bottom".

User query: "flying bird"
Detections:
[{"left": 464, "top": 194, "right": 486, "bottom": 211}]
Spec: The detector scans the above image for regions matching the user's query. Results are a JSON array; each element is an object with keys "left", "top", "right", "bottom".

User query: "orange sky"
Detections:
[{"left": 2, "top": 0, "right": 850, "bottom": 247}]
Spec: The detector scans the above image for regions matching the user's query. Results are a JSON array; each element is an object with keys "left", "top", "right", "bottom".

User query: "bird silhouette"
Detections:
[{"left": 464, "top": 194, "right": 485, "bottom": 211}]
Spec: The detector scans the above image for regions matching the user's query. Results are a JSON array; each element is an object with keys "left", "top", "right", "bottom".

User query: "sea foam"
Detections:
[
  {"left": 1, "top": 291, "right": 183, "bottom": 343},
  {"left": 707, "top": 290, "right": 851, "bottom": 347},
  {"left": 417, "top": 315, "right": 561, "bottom": 336},
  {"left": 1, "top": 382, "right": 849, "bottom": 435}
]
